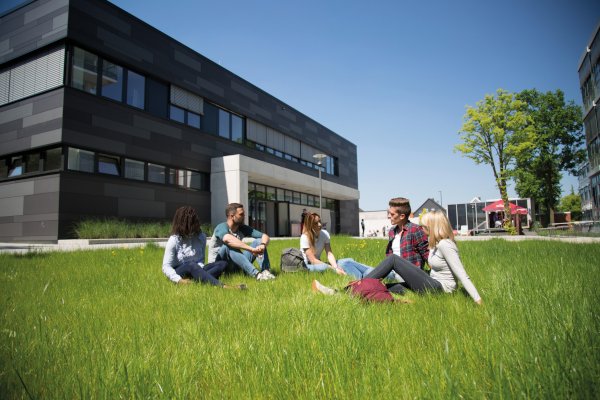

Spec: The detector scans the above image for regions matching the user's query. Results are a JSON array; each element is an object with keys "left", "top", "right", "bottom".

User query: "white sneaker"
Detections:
[
  {"left": 261, "top": 270, "right": 276, "bottom": 279},
  {"left": 312, "top": 280, "right": 336, "bottom": 295},
  {"left": 256, "top": 270, "right": 275, "bottom": 281}
]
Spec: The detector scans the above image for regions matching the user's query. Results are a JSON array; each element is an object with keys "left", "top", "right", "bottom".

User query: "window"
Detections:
[
  {"left": 127, "top": 70, "right": 145, "bottom": 109},
  {"left": 148, "top": 163, "right": 165, "bottom": 183},
  {"left": 1, "top": 47, "right": 65, "bottom": 106},
  {"left": 98, "top": 154, "right": 120, "bottom": 176},
  {"left": 169, "top": 105, "right": 185, "bottom": 123},
  {"left": 189, "top": 171, "right": 203, "bottom": 190},
  {"left": 68, "top": 148, "right": 94, "bottom": 172},
  {"left": 218, "top": 109, "right": 230, "bottom": 139},
  {"left": 187, "top": 111, "right": 201, "bottom": 129},
  {"left": 8, "top": 156, "right": 23, "bottom": 177},
  {"left": 44, "top": 148, "right": 62, "bottom": 171},
  {"left": 231, "top": 114, "right": 243, "bottom": 143},
  {"left": 71, "top": 47, "right": 146, "bottom": 110},
  {"left": 125, "top": 159, "right": 145, "bottom": 180},
  {"left": 101, "top": 60, "right": 123, "bottom": 101},
  {"left": 0, "top": 159, "right": 7, "bottom": 178},
  {"left": 72, "top": 47, "right": 98, "bottom": 94},
  {"left": 168, "top": 168, "right": 176, "bottom": 185},
  {"left": 25, "top": 153, "right": 40, "bottom": 173}
]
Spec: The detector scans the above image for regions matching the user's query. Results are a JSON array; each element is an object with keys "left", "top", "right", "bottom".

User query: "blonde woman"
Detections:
[{"left": 363, "top": 210, "right": 482, "bottom": 304}]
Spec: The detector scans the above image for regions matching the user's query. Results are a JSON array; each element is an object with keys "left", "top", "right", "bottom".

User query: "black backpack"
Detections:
[{"left": 280, "top": 248, "right": 308, "bottom": 272}]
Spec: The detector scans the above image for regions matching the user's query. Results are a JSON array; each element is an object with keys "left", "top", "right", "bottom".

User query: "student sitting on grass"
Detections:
[
  {"left": 302, "top": 212, "right": 374, "bottom": 277},
  {"left": 313, "top": 210, "right": 482, "bottom": 304},
  {"left": 162, "top": 206, "right": 246, "bottom": 290}
]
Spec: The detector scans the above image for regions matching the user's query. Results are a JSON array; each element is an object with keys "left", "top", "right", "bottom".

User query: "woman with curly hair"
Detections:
[{"left": 162, "top": 206, "right": 246, "bottom": 289}]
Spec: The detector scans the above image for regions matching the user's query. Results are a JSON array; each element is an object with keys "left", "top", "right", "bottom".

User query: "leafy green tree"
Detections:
[
  {"left": 514, "top": 89, "right": 584, "bottom": 225},
  {"left": 558, "top": 187, "right": 582, "bottom": 221},
  {"left": 456, "top": 89, "right": 532, "bottom": 231}
]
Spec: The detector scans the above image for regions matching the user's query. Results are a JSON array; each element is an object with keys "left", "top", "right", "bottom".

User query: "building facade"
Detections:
[
  {"left": 578, "top": 21, "right": 600, "bottom": 221},
  {"left": 0, "top": 0, "right": 360, "bottom": 242}
]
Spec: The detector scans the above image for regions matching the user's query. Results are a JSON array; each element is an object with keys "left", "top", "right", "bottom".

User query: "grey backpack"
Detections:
[{"left": 280, "top": 248, "right": 308, "bottom": 272}]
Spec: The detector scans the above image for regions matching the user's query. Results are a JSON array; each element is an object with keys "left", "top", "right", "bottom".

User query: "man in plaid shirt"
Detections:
[{"left": 385, "top": 197, "right": 429, "bottom": 269}]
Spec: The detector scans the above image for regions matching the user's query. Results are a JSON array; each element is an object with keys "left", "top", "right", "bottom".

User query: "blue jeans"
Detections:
[
  {"left": 306, "top": 262, "right": 330, "bottom": 272},
  {"left": 175, "top": 260, "right": 227, "bottom": 286},
  {"left": 337, "top": 258, "right": 373, "bottom": 279},
  {"left": 338, "top": 258, "right": 401, "bottom": 281},
  {"left": 216, "top": 239, "right": 271, "bottom": 277}
]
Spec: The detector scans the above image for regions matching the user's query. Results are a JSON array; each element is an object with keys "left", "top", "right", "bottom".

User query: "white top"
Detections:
[
  {"left": 428, "top": 239, "right": 481, "bottom": 302},
  {"left": 391, "top": 233, "right": 401, "bottom": 256},
  {"left": 162, "top": 233, "right": 207, "bottom": 283},
  {"left": 300, "top": 230, "right": 330, "bottom": 264}
]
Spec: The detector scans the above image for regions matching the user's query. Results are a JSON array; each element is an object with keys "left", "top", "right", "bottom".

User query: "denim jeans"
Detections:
[
  {"left": 337, "top": 258, "right": 373, "bottom": 279},
  {"left": 175, "top": 260, "right": 227, "bottom": 286},
  {"left": 306, "top": 262, "right": 330, "bottom": 272},
  {"left": 216, "top": 239, "right": 270, "bottom": 277},
  {"left": 337, "top": 258, "right": 402, "bottom": 281}
]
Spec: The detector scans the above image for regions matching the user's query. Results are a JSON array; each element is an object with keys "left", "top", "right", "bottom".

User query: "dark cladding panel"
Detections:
[
  {"left": 0, "top": 0, "right": 68, "bottom": 65},
  {"left": 23, "top": 191, "right": 59, "bottom": 215},
  {"left": 118, "top": 198, "right": 165, "bottom": 218}
]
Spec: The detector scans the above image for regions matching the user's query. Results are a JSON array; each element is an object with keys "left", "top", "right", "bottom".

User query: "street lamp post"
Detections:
[{"left": 313, "top": 153, "right": 327, "bottom": 217}]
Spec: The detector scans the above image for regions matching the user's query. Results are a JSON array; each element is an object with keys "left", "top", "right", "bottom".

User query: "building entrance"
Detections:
[{"left": 249, "top": 200, "right": 290, "bottom": 237}]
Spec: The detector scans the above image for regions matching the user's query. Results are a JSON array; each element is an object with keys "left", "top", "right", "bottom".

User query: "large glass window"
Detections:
[
  {"left": 148, "top": 163, "right": 165, "bottom": 183},
  {"left": 101, "top": 60, "right": 123, "bottom": 102},
  {"left": 231, "top": 114, "right": 243, "bottom": 143},
  {"left": 44, "top": 148, "right": 62, "bottom": 171},
  {"left": 98, "top": 154, "right": 120, "bottom": 176},
  {"left": 72, "top": 47, "right": 98, "bottom": 94},
  {"left": 218, "top": 109, "right": 230, "bottom": 139},
  {"left": 25, "top": 153, "right": 40, "bottom": 173},
  {"left": 124, "top": 159, "right": 145, "bottom": 180},
  {"left": 0, "top": 159, "right": 7, "bottom": 178},
  {"left": 67, "top": 148, "right": 94, "bottom": 172},
  {"left": 127, "top": 70, "right": 145, "bottom": 109}
]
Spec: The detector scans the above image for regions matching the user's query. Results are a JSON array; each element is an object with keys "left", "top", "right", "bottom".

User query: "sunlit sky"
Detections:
[{"left": 3, "top": 0, "right": 599, "bottom": 210}]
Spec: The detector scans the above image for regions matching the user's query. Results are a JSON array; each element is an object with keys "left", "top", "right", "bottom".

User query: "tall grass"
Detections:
[
  {"left": 72, "top": 219, "right": 214, "bottom": 239},
  {"left": 1, "top": 238, "right": 598, "bottom": 398}
]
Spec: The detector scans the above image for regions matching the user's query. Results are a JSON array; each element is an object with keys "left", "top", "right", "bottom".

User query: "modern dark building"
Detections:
[
  {"left": 578, "top": 20, "right": 600, "bottom": 221},
  {"left": 0, "top": 0, "right": 360, "bottom": 242}
]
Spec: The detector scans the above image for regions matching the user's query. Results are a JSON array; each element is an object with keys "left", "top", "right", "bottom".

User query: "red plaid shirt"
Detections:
[{"left": 385, "top": 222, "right": 429, "bottom": 269}]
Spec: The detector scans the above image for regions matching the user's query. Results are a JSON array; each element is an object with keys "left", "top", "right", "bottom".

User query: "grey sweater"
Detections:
[{"left": 428, "top": 239, "right": 481, "bottom": 302}]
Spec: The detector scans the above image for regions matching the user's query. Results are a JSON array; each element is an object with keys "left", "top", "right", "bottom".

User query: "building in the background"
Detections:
[
  {"left": 446, "top": 198, "right": 533, "bottom": 233},
  {"left": 578, "top": 21, "right": 600, "bottom": 221},
  {"left": 412, "top": 198, "right": 445, "bottom": 219},
  {"left": 0, "top": 0, "right": 360, "bottom": 242}
]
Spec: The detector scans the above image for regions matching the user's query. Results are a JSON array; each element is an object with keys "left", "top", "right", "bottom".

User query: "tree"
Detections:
[
  {"left": 514, "top": 89, "right": 584, "bottom": 226},
  {"left": 456, "top": 89, "right": 532, "bottom": 232},
  {"left": 558, "top": 187, "right": 582, "bottom": 221}
]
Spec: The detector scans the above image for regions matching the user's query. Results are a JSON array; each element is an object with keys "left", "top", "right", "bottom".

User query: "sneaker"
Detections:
[
  {"left": 256, "top": 270, "right": 275, "bottom": 281},
  {"left": 261, "top": 270, "right": 276, "bottom": 279},
  {"left": 312, "top": 280, "right": 336, "bottom": 295}
]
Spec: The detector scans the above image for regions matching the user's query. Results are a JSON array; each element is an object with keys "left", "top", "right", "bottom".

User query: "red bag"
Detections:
[{"left": 345, "top": 278, "right": 394, "bottom": 303}]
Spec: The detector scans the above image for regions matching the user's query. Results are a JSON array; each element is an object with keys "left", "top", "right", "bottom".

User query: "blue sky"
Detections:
[{"left": 4, "top": 0, "right": 599, "bottom": 210}]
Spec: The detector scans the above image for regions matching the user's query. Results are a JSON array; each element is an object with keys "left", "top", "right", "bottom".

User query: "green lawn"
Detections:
[{"left": 1, "top": 238, "right": 598, "bottom": 399}]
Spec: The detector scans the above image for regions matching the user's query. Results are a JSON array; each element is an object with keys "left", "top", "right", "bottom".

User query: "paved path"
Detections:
[{"left": 1, "top": 234, "right": 599, "bottom": 254}]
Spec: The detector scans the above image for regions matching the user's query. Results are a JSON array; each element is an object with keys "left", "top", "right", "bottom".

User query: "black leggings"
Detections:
[
  {"left": 175, "top": 260, "right": 227, "bottom": 286},
  {"left": 366, "top": 255, "right": 443, "bottom": 294}
]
